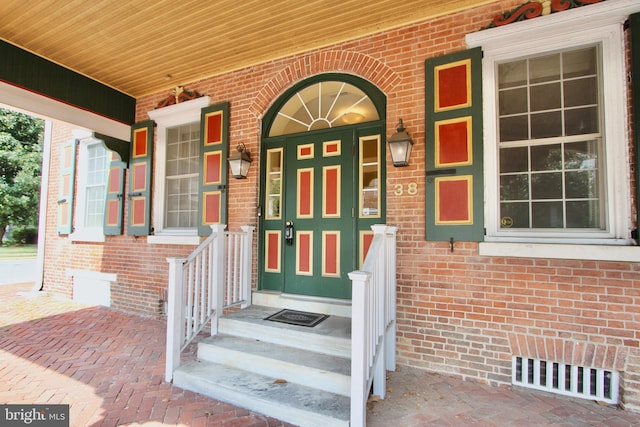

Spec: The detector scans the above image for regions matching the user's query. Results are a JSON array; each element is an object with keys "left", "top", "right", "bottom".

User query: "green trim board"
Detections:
[
  {"left": 630, "top": 12, "right": 640, "bottom": 244},
  {"left": 0, "top": 40, "right": 135, "bottom": 125}
]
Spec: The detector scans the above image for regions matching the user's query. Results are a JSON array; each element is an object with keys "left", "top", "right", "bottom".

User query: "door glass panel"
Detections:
[
  {"left": 265, "top": 148, "right": 282, "bottom": 219},
  {"left": 360, "top": 135, "right": 380, "bottom": 217},
  {"left": 269, "top": 81, "right": 379, "bottom": 136}
]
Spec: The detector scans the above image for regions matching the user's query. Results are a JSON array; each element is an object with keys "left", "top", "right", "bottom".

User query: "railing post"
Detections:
[
  {"left": 385, "top": 226, "right": 398, "bottom": 371},
  {"left": 210, "top": 224, "right": 227, "bottom": 335},
  {"left": 240, "top": 225, "right": 255, "bottom": 308},
  {"left": 349, "top": 270, "right": 370, "bottom": 427},
  {"left": 165, "top": 257, "right": 186, "bottom": 382}
]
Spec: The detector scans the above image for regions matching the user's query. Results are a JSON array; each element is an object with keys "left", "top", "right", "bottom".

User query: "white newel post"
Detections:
[
  {"left": 210, "top": 224, "right": 226, "bottom": 335},
  {"left": 165, "top": 256, "right": 186, "bottom": 382},
  {"left": 240, "top": 225, "right": 255, "bottom": 308},
  {"left": 349, "top": 269, "right": 370, "bottom": 427},
  {"left": 385, "top": 226, "right": 398, "bottom": 371}
]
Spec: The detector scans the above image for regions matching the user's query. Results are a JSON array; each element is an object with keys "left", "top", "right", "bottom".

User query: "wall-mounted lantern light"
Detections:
[
  {"left": 387, "top": 119, "right": 413, "bottom": 167},
  {"left": 228, "top": 142, "right": 252, "bottom": 179}
]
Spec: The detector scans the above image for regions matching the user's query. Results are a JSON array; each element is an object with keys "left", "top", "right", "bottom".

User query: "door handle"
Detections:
[{"left": 285, "top": 220, "right": 294, "bottom": 246}]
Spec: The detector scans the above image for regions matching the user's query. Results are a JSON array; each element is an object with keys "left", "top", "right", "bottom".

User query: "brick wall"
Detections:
[{"left": 42, "top": 0, "right": 640, "bottom": 410}]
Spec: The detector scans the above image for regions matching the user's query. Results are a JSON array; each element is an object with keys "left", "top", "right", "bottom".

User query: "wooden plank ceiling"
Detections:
[{"left": 0, "top": 0, "right": 492, "bottom": 98}]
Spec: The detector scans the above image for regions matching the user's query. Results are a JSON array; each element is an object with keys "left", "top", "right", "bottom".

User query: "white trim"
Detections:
[
  {"left": 0, "top": 81, "right": 130, "bottom": 141},
  {"left": 147, "top": 96, "right": 210, "bottom": 238},
  {"left": 34, "top": 120, "right": 53, "bottom": 291},
  {"left": 480, "top": 242, "right": 640, "bottom": 262},
  {"left": 466, "top": 0, "right": 636, "bottom": 249}
]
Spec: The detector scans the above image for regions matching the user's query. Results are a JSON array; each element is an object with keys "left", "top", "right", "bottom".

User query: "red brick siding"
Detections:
[{"left": 42, "top": 0, "right": 640, "bottom": 410}]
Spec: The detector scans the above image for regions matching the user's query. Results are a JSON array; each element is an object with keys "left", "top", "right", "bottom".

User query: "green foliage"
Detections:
[
  {"left": 0, "top": 108, "right": 44, "bottom": 242},
  {"left": 7, "top": 225, "right": 38, "bottom": 244}
]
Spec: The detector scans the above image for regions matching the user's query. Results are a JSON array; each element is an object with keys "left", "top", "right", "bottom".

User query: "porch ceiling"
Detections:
[{"left": 0, "top": 0, "right": 492, "bottom": 99}]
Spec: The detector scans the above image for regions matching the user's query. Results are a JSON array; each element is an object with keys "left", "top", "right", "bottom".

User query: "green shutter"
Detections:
[
  {"left": 630, "top": 12, "right": 640, "bottom": 244},
  {"left": 56, "top": 139, "right": 77, "bottom": 234},
  {"left": 127, "top": 120, "right": 154, "bottom": 236},
  {"left": 197, "top": 102, "right": 229, "bottom": 236},
  {"left": 103, "top": 151, "right": 126, "bottom": 235},
  {"left": 425, "top": 47, "right": 484, "bottom": 242}
]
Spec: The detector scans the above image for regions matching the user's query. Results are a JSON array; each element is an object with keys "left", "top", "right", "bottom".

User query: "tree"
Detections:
[{"left": 0, "top": 108, "right": 44, "bottom": 244}]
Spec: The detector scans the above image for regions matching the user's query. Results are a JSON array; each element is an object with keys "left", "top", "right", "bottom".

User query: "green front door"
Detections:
[
  {"left": 260, "top": 124, "right": 385, "bottom": 299},
  {"left": 262, "top": 128, "right": 355, "bottom": 298}
]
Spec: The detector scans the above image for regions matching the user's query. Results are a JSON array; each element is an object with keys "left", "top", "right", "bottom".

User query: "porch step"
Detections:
[
  {"left": 173, "top": 361, "right": 350, "bottom": 427},
  {"left": 197, "top": 334, "right": 351, "bottom": 396},
  {"left": 172, "top": 305, "right": 352, "bottom": 427}
]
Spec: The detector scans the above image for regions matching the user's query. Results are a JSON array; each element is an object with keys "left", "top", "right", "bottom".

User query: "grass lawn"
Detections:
[{"left": 0, "top": 244, "right": 37, "bottom": 260}]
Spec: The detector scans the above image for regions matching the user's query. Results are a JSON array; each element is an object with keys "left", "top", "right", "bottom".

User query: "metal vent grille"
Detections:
[{"left": 512, "top": 356, "right": 619, "bottom": 404}]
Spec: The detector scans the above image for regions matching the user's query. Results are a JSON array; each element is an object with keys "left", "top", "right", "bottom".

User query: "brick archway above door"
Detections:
[{"left": 250, "top": 50, "right": 401, "bottom": 118}]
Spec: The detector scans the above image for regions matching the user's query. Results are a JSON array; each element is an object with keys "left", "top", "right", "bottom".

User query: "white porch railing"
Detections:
[
  {"left": 165, "top": 224, "right": 254, "bottom": 382},
  {"left": 349, "top": 224, "right": 398, "bottom": 427}
]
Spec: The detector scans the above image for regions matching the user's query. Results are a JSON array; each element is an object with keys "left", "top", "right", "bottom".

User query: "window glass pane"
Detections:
[
  {"left": 531, "top": 172, "right": 562, "bottom": 199},
  {"left": 564, "top": 77, "right": 597, "bottom": 107},
  {"left": 531, "top": 201, "right": 564, "bottom": 228},
  {"left": 500, "top": 174, "right": 529, "bottom": 200},
  {"left": 498, "top": 60, "right": 527, "bottom": 89},
  {"left": 165, "top": 123, "right": 199, "bottom": 228},
  {"left": 565, "top": 107, "right": 598, "bottom": 135},
  {"left": 565, "top": 170, "right": 598, "bottom": 199},
  {"left": 84, "top": 143, "right": 108, "bottom": 228},
  {"left": 529, "top": 54, "right": 560, "bottom": 84},
  {"left": 563, "top": 47, "right": 597, "bottom": 79},
  {"left": 360, "top": 136, "right": 380, "bottom": 217},
  {"left": 265, "top": 148, "right": 283, "bottom": 219},
  {"left": 531, "top": 144, "right": 561, "bottom": 171},
  {"left": 499, "top": 116, "right": 529, "bottom": 142},
  {"left": 500, "top": 202, "right": 529, "bottom": 228},
  {"left": 566, "top": 200, "right": 600, "bottom": 228},
  {"left": 499, "top": 87, "right": 528, "bottom": 115},
  {"left": 530, "top": 83, "right": 561, "bottom": 111},
  {"left": 500, "top": 146, "right": 528, "bottom": 173},
  {"left": 497, "top": 46, "right": 602, "bottom": 232},
  {"left": 564, "top": 140, "right": 597, "bottom": 169},
  {"left": 531, "top": 111, "right": 562, "bottom": 139}
]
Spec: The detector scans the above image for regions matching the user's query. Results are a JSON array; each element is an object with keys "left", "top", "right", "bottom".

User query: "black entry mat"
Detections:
[{"left": 265, "top": 309, "right": 329, "bottom": 327}]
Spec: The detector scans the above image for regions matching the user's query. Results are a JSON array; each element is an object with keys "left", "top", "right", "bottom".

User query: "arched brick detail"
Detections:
[{"left": 250, "top": 50, "right": 401, "bottom": 117}]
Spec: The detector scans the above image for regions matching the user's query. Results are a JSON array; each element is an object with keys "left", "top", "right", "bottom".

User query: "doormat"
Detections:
[{"left": 265, "top": 309, "right": 329, "bottom": 327}]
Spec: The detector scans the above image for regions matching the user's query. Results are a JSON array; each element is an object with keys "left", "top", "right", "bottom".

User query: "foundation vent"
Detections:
[{"left": 512, "top": 356, "right": 619, "bottom": 404}]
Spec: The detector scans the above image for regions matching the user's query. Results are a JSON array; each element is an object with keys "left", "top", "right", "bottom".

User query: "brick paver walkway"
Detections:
[
  {"left": 0, "top": 283, "right": 292, "bottom": 427},
  {"left": 2, "top": 282, "right": 640, "bottom": 426}
]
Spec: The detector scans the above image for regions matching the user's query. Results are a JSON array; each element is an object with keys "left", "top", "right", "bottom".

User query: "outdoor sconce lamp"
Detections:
[
  {"left": 228, "top": 142, "right": 252, "bottom": 179},
  {"left": 387, "top": 118, "right": 413, "bottom": 167}
]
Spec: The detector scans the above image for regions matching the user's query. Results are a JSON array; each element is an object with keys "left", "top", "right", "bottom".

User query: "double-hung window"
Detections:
[
  {"left": 71, "top": 133, "right": 109, "bottom": 242},
  {"left": 467, "top": 1, "right": 635, "bottom": 259},
  {"left": 148, "top": 96, "right": 210, "bottom": 244}
]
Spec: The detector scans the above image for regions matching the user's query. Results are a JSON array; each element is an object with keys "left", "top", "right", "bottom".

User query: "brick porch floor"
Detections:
[{"left": 1, "top": 282, "right": 639, "bottom": 426}]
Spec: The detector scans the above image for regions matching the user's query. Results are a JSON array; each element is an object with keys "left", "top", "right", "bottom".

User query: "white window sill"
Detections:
[
  {"left": 70, "top": 229, "right": 105, "bottom": 243},
  {"left": 479, "top": 242, "right": 640, "bottom": 262},
  {"left": 147, "top": 234, "right": 200, "bottom": 245}
]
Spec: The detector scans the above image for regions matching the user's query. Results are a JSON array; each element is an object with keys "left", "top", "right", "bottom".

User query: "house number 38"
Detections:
[{"left": 394, "top": 182, "right": 418, "bottom": 196}]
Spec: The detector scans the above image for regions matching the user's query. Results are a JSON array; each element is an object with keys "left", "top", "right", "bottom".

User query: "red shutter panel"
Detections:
[
  {"left": 57, "top": 139, "right": 77, "bottom": 234},
  {"left": 127, "top": 121, "right": 154, "bottom": 236},
  {"left": 425, "top": 47, "right": 484, "bottom": 242},
  {"left": 103, "top": 151, "right": 126, "bottom": 235},
  {"left": 198, "top": 102, "right": 229, "bottom": 236}
]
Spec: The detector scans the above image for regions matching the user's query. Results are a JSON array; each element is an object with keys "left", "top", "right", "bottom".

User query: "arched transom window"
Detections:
[{"left": 268, "top": 81, "right": 380, "bottom": 137}]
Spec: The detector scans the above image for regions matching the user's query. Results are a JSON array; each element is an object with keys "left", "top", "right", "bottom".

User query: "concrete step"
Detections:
[
  {"left": 219, "top": 305, "right": 351, "bottom": 358},
  {"left": 197, "top": 334, "right": 351, "bottom": 396},
  {"left": 174, "top": 360, "right": 350, "bottom": 427},
  {"left": 173, "top": 304, "right": 353, "bottom": 426}
]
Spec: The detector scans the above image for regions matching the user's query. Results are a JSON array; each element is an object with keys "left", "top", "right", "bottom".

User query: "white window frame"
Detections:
[
  {"left": 70, "top": 130, "right": 108, "bottom": 243},
  {"left": 147, "top": 96, "right": 210, "bottom": 245},
  {"left": 466, "top": 0, "right": 640, "bottom": 261}
]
